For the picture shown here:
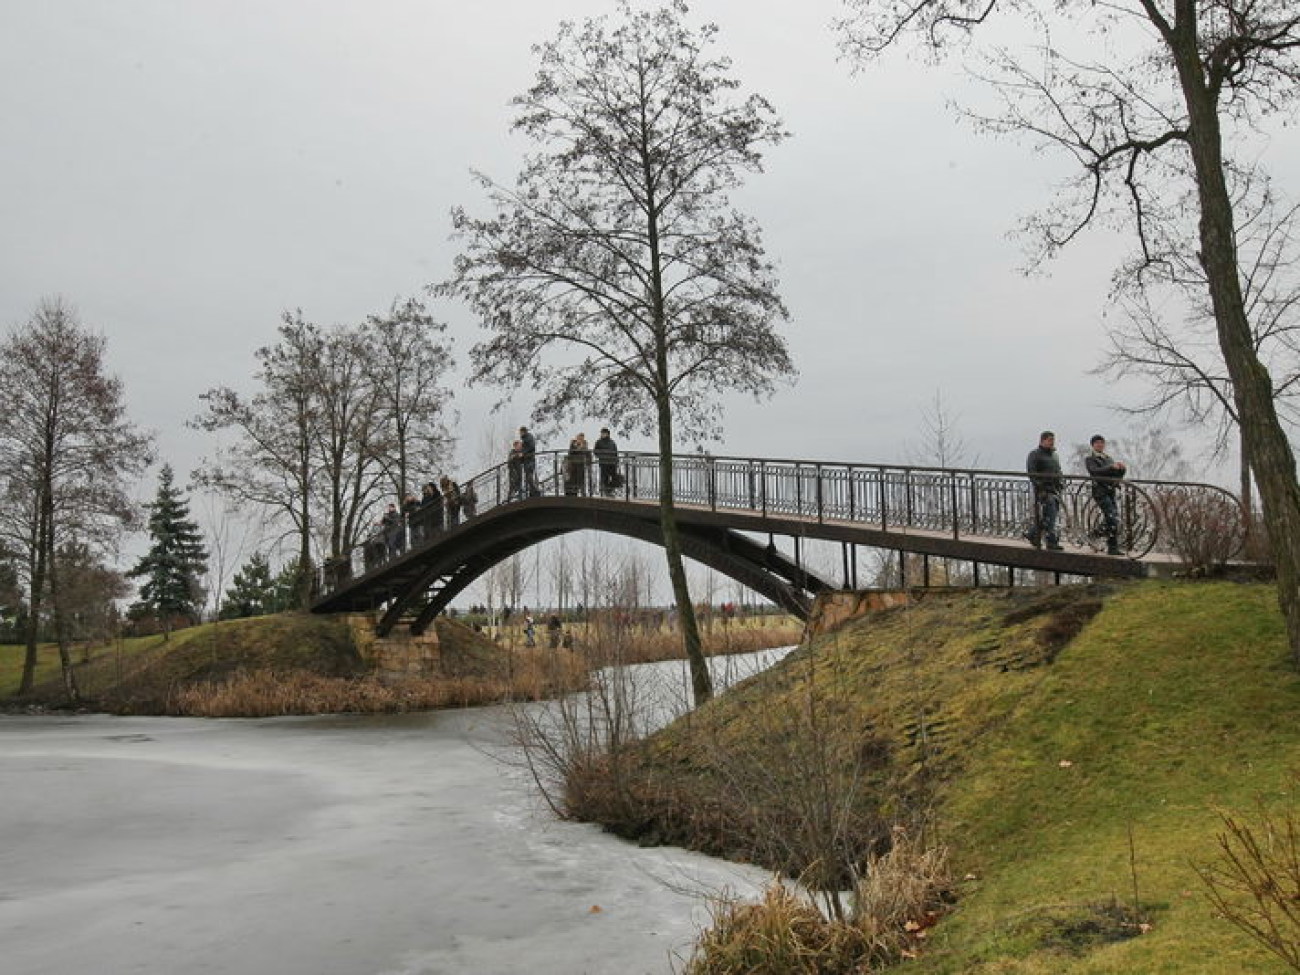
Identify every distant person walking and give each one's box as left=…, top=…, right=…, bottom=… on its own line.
left=594, top=427, right=619, bottom=496
left=1025, top=430, right=1064, bottom=551
left=519, top=426, right=539, bottom=496
left=1085, top=434, right=1127, bottom=555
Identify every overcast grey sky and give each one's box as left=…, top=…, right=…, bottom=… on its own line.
left=3, top=0, right=1297, bottom=498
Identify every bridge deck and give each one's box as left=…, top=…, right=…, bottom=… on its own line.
left=311, top=451, right=1254, bottom=626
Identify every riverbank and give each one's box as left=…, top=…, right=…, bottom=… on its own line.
left=0, top=611, right=802, bottom=717
left=571, top=579, right=1298, bottom=972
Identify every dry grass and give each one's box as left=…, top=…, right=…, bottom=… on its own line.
left=170, top=646, right=590, bottom=717
left=685, top=829, right=952, bottom=975
left=484, top=615, right=803, bottom=666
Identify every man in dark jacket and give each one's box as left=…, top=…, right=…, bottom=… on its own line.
left=506, top=440, right=524, bottom=500
left=1085, top=434, right=1127, bottom=555
left=593, top=427, right=619, bottom=496
left=420, top=480, right=444, bottom=535
left=519, top=425, right=540, bottom=496
left=1025, top=430, right=1065, bottom=551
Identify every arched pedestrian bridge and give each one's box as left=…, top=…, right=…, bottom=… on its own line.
left=311, top=450, right=1254, bottom=636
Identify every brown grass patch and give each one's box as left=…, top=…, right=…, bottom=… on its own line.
left=169, top=647, right=590, bottom=717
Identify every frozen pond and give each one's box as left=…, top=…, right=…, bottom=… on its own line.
left=0, top=649, right=790, bottom=975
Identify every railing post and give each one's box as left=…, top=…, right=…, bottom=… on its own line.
left=816, top=464, right=824, bottom=523
left=747, top=461, right=756, bottom=510
left=950, top=472, right=960, bottom=539
left=880, top=469, right=888, bottom=531
left=761, top=461, right=767, bottom=516
left=796, top=462, right=803, bottom=516
left=848, top=466, right=857, bottom=521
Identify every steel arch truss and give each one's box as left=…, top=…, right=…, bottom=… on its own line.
left=313, top=502, right=836, bottom=637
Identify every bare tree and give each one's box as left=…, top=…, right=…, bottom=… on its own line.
left=196, top=489, right=260, bottom=622
left=439, top=0, right=794, bottom=705
left=906, top=390, right=977, bottom=470
left=193, top=313, right=321, bottom=608
left=1098, top=180, right=1300, bottom=519
left=0, top=297, right=152, bottom=701
left=309, top=322, right=387, bottom=560
left=57, top=541, right=130, bottom=652
left=837, top=0, right=1300, bottom=661
left=363, top=296, right=456, bottom=501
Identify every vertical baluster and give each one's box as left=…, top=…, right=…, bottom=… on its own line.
left=950, top=472, right=960, bottom=539
left=816, top=464, right=824, bottom=523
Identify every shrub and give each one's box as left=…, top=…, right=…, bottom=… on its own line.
left=1197, top=802, right=1300, bottom=971
left=1150, top=486, right=1247, bottom=573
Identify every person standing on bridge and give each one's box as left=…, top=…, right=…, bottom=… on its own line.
left=441, top=475, right=462, bottom=527
left=594, top=427, right=619, bottom=496
left=519, top=426, right=540, bottom=496
left=1085, top=434, right=1127, bottom=556
left=461, top=479, right=478, bottom=519
left=381, top=503, right=404, bottom=559
left=507, top=440, right=525, bottom=501
left=1025, top=430, right=1065, bottom=551
left=421, top=480, right=444, bottom=536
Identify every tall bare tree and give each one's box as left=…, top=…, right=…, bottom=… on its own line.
left=194, top=303, right=455, bottom=599
left=363, top=296, right=456, bottom=500
left=1098, top=180, right=1300, bottom=518
left=0, top=298, right=152, bottom=701
left=838, top=0, right=1300, bottom=662
left=309, top=322, right=386, bottom=561
left=193, top=312, right=321, bottom=608
left=439, top=0, right=794, bottom=705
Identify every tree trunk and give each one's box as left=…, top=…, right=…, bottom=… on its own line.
left=18, top=505, right=47, bottom=696
left=1173, top=24, right=1300, bottom=662
left=43, top=495, right=79, bottom=705
left=298, top=455, right=314, bottom=610
left=656, top=396, right=712, bottom=706
left=1239, top=427, right=1254, bottom=542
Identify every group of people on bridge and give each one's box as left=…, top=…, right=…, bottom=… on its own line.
left=506, top=425, right=622, bottom=500
left=357, top=425, right=624, bottom=575
left=1025, top=430, right=1128, bottom=555
left=363, top=475, right=480, bottom=570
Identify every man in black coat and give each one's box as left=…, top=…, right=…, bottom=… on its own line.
left=594, top=427, right=619, bottom=496
left=519, top=425, right=540, bottom=496
left=1085, top=434, right=1127, bottom=555
left=1025, top=430, right=1065, bottom=551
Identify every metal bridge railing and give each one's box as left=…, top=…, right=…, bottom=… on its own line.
left=316, top=450, right=1247, bottom=598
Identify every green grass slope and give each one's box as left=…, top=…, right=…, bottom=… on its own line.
left=646, top=580, right=1297, bottom=972
left=926, top=580, right=1296, bottom=973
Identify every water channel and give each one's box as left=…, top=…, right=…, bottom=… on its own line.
left=0, top=649, right=791, bottom=975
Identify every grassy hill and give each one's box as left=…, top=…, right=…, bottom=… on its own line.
left=618, top=580, right=1296, bottom=972
left=0, top=612, right=557, bottom=715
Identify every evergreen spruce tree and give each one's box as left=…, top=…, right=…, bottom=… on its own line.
left=220, top=552, right=276, bottom=620
left=271, top=556, right=307, bottom=613
left=127, top=465, right=208, bottom=637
